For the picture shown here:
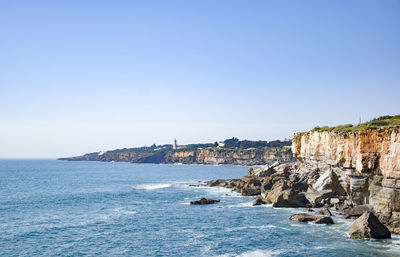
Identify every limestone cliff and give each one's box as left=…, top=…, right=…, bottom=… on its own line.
left=293, top=128, right=400, bottom=177
left=292, top=126, right=400, bottom=227
left=166, top=148, right=294, bottom=165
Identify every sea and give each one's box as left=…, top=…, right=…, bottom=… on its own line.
left=1, top=159, right=400, bottom=257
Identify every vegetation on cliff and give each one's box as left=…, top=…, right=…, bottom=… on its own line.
left=311, top=115, right=400, bottom=133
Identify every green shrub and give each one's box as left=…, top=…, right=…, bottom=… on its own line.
left=310, top=115, right=400, bottom=132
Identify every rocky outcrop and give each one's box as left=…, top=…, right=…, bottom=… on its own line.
left=190, top=198, right=220, bottom=205
left=348, top=212, right=391, bottom=239
left=292, top=127, right=400, bottom=233
left=209, top=162, right=314, bottom=208
left=289, top=213, right=317, bottom=222
left=314, top=216, right=334, bottom=224
left=253, top=195, right=267, bottom=206
left=289, top=213, right=334, bottom=224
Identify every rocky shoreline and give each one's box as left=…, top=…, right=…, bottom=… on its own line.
left=206, top=161, right=394, bottom=239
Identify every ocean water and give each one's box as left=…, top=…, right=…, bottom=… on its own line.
left=1, top=160, right=400, bottom=257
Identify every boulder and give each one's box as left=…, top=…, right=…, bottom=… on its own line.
left=248, top=165, right=276, bottom=177
left=240, top=179, right=262, bottom=196
left=274, top=163, right=290, bottom=173
left=291, top=181, right=308, bottom=193
left=316, top=207, right=332, bottom=217
left=253, top=195, right=267, bottom=206
left=230, top=179, right=245, bottom=191
left=348, top=212, right=391, bottom=239
left=264, top=180, right=310, bottom=208
left=207, top=179, right=226, bottom=187
left=388, top=212, right=400, bottom=234
left=241, top=175, right=258, bottom=183
left=261, top=177, right=274, bottom=193
left=304, top=189, right=333, bottom=207
left=388, top=220, right=400, bottom=234
left=314, top=216, right=334, bottom=224
left=346, top=205, right=373, bottom=218
left=241, top=187, right=261, bottom=196
left=290, top=213, right=334, bottom=224
left=330, top=198, right=340, bottom=205
left=190, top=198, right=220, bottom=205
left=289, top=213, right=317, bottom=222
left=272, top=191, right=310, bottom=208
left=312, top=169, right=339, bottom=192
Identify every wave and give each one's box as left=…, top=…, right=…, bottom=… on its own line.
left=132, top=183, right=172, bottom=190
left=201, top=186, right=242, bottom=197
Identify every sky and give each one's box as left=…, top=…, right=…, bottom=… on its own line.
left=1, top=0, right=399, bottom=158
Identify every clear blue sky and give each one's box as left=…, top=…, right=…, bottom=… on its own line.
left=1, top=0, right=399, bottom=158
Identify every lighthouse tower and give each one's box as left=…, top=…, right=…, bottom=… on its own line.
left=173, top=139, right=178, bottom=149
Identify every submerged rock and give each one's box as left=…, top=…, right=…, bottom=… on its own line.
left=289, top=213, right=317, bottom=222
left=190, top=198, right=220, bottom=205
left=290, top=213, right=334, bottom=224
left=348, top=212, right=391, bottom=239
left=314, top=216, right=334, bottom=224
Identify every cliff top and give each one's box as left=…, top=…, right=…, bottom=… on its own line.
left=310, top=115, right=400, bottom=133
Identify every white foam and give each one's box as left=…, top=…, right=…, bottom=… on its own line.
left=226, top=224, right=277, bottom=232
left=237, top=250, right=283, bottom=257
left=218, top=249, right=283, bottom=257
left=113, top=207, right=137, bottom=215
left=133, top=183, right=172, bottom=190
left=202, top=186, right=240, bottom=196
left=224, top=202, right=253, bottom=208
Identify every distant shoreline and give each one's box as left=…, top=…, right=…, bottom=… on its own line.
left=59, top=138, right=294, bottom=166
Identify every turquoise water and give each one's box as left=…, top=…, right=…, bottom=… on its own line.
left=1, top=160, right=399, bottom=256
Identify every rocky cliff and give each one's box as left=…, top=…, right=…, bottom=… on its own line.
left=208, top=116, right=400, bottom=235
left=292, top=126, right=400, bottom=230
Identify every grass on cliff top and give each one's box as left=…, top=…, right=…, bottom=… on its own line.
left=311, top=115, right=400, bottom=133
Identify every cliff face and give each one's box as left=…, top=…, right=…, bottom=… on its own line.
left=292, top=127, right=400, bottom=225
left=170, top=148, right=294, bottom=166
left=292, top=128, right=400, bottom=178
